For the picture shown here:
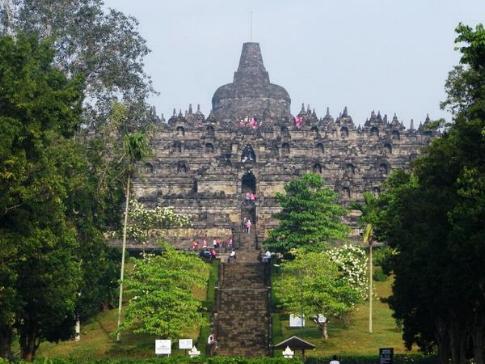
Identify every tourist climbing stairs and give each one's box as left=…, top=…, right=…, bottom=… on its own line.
left=214, top=230, right=270, bottom=356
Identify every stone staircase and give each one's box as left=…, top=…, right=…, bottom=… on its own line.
left=215, top=229, right=270, bottom=356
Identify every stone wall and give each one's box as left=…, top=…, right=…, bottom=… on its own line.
left=132, top=42, right=438, bottom=247
left=133, top=107, right=438, bottom=245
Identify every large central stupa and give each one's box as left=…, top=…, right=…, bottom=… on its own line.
left=211, top=42, right=291, bottom=121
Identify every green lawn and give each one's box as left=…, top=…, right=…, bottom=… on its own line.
left=36, top=263, right=406, bottom=360
left=37, top=260, right=219, bottom=360
left=272, top=275, right=412, bottom=357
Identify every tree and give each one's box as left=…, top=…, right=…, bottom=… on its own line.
left=0, top=34, right=84, bottom=360
left=264, top=173, right=349, bottom=256
left=116, top=129, right=150, bottom=341
left=373, top=24, right=485, bottom=364
left=1, top=0, right=154, bottom=129
left=120, top=243, right=209, bottom=338
left=273, top=247, right=366, bottom=339
left=116, top=196, right=191, bottom=340
left=354, top=192, right=379, bottom=334
left=126, top=200, right=190, bottom=245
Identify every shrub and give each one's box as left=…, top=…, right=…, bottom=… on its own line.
left=373, top=266, right=388, bottom=282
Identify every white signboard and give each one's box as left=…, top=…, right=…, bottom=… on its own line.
left=289, top=314, right=305, bottom=327
left=155, top=340, right=171, bottom=355
left=179, top=339, right=193, bottom=350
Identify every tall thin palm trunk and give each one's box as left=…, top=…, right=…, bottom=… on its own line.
left=116, top=175, right=131, bottom=341
left=369, top=241, right=373, bottom=333
left=363, top=223, right=374, bottom=334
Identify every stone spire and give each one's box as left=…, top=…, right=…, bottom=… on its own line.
left=322, top=107, right=333, bottom=124
left=392, top=113, right=400, bottom=126
left=342, top=106, right=348, bottom=117
left=410, top=119, right=415, bottom=130
left=299, top=103, right=305, bottom=115
left=211, top=42, right=291, bottom=121
left=234, top=42, right=269, bottom=86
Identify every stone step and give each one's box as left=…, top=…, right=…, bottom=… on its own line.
left=214, top=234, right=269, bottom=356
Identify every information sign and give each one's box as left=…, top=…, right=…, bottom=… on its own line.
left=155, top=340, right=171, bottom=355
left=289, top=314, right=305, bottom=327
left=379, top=347, right=394, bottom=364
left=179, top=339, right=193, bottom=350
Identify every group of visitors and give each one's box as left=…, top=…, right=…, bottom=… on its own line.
left=191, top=237, right=233, bottom=252
left=244, top=192, right=256, bottom=201
left=198, top=247, right=217, bottom=261
left=239, top=117, right=260, bottom=129
left=191, top=237, right=234, bottom=262
left=242, top=217, right=252, bottom=233
left=191, top=237, right=238, bottom=264
left=293, top=115, right=304, bottom=128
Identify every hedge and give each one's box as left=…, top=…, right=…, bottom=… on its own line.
left=0, top=354, right=438, bottom=364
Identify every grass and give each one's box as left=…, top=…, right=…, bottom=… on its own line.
left=36, top=261, right=219, bottom=360
left=272, top=274, right=411, bottom=357
left=36, top=262, right=405, bottom=360
left=197, top=260, right=219, bottom=354
left=37, top=308, right=158, bottom=360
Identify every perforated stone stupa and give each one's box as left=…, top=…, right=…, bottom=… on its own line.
left=133, top=42, right=438, bottom=247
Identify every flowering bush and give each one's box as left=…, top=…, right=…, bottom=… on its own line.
left=327, top=244, right=368, bottom=300
left=126, top=200, right=190, bottom=243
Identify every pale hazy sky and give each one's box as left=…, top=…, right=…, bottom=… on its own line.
left=104, top=0, right=484, bottom=127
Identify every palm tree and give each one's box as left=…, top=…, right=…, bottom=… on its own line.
left=116, top=131, right=149, bottom=341
left=354, top=192, right=378, bottom=334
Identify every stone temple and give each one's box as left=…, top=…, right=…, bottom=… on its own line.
left=133, top=42, right=438, bottom=248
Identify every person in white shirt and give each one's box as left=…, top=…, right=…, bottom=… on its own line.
left=229, top=250, right=236, bottom=263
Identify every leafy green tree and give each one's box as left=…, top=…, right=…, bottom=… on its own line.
left=120, top=243, right=209, bottom=338
left=264, top=173, right=349, bottom=256
left=0, top=34, right=84, bottom=360
left=273, top=248, right=365, bottom=339
left=373, top=24, right=485, bottom=364
left=1, top=0, right=154, bottom=128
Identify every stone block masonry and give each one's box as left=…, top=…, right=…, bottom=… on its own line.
left=133, top=42, right=439, bottom=246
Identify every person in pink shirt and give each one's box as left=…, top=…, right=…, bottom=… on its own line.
left=191, top=240, right=198, bottom=251
left=246, top=219, right=252, bottom=233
